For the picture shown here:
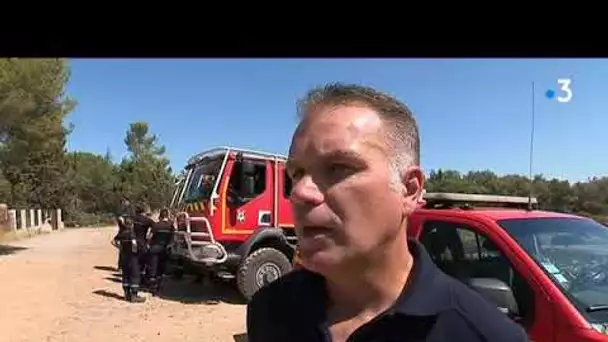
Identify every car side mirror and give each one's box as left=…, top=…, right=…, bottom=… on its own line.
left=467, top=278, right=519, bottom=317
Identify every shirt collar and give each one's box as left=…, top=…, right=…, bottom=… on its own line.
left=305, top=239, right=450, bottom=319
left=390, top=239, right=452, bottom=316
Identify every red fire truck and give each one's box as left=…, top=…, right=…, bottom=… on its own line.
left=169, top=146, right=296, bottom=300
left=293, top=192, right=608, bottom=341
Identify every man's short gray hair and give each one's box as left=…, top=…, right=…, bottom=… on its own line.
left=296, top=82, right=420, bottom=187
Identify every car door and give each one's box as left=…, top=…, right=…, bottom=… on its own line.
left=416, top=216, right=551, bottom=342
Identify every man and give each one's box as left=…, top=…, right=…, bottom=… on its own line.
left=114, top=198, right=134, bottom=272
left=113, top=215, right=146, bottom=303
left=145, top=208, right=175, bottom=296
left=116, top=198, right=134, bottom=225
left=246, top=83, right=528, bottom=341
left=131, top=204, right=156, bottom=288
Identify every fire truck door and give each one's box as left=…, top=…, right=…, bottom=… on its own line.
left=225, top=160, right=273, bottom=232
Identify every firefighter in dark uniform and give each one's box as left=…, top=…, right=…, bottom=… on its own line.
left=145, top=208, right=175, bottom=296
left=114, top=198, right=134, bottom=272
left=113, top=215, right=146, bottom=303
left=132, top=205, right=156, bottom=288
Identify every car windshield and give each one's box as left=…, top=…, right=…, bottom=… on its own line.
left=499, top=216, right=608, bottom=324
left=182, top=157, right=223, bottom=202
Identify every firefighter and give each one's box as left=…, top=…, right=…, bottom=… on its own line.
left=113, top=216, right=146, bottom=303
left=145, top=208, right=175, bottom=296
left=114, top=198, right=134, bottom=272
left=132, top=204, right=156, bottom=288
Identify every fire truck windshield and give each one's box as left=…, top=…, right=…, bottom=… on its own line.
left=499, top=217, right=608, bottom=325
left=182, top=158, right=223, bottom=202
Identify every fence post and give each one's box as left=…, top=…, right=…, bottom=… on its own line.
left=0, top=204, right=7, bottom=231
left=20, top=210, right=27, bottom=230
left=29, top=209, right=35, bottom=229
left=36, top=209, right=42, bottom=228
left=51, top=209, right=64, bottom=231
left=8, top=209, right=16, bottom=231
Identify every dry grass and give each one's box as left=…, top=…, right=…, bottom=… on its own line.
left=0, top=228, right=50, bottom=243
left=0, top=229, right=19, bottom=243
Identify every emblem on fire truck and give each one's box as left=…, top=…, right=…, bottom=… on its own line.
left=236, top=209, right=246, bottom=223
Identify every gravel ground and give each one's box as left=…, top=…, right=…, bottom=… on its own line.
left=0, top=227, right=248, bottom=342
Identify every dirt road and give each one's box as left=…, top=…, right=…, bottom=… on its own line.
left=0, top=227, right=248, bottom=342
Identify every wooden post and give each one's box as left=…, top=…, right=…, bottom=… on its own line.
left=0, top=204, right=8, bottom=231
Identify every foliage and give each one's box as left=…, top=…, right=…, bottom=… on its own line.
left=0, top=58, right=75, bottom=209
left=426, top=170, right=608, bottom=223
left=0, top=59, right=176, bottom=227
left=116, top=122, right=175, bottom=211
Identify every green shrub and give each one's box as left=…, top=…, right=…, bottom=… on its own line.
left=64, top=211, right=116, bottom=228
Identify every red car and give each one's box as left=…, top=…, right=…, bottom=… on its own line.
left=293, top=192, right=608, bottom=342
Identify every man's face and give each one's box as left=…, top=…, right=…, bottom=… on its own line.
left=287, top=104, right=424, bottom=275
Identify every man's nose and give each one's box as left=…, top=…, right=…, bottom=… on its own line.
left=290, top=175, right=324, bottom=206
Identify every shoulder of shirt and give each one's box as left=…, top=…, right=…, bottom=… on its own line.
left=248, top=268, right=320, bottom=313
left=443, top=277, right=528, bottom=341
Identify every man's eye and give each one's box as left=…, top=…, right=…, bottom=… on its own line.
left=327, top=163, right=351, bottom=175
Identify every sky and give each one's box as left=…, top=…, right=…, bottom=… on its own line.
left=65, top=58, right=607, bottom=183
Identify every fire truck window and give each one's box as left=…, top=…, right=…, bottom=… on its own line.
left=228, top=162, right=267, bottom=207
left=172, top=173, right=188, bottom=206
left=420, top=220, right=535, bottom=329
left=283, top=169, right=293, bottom=198
left=253, top=164, right=266, bottom=194
left=183, top=166, right=205, bottom=202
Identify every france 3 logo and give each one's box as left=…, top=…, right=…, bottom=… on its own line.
left=545, top=78, right=573, bottom=103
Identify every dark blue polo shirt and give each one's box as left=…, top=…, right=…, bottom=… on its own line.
left=246, top=239, right=529, bottom=342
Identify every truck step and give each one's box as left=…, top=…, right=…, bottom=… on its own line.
left=190, top=232, right=211, bottom=238
left=216, top=271, right=235, bottom=280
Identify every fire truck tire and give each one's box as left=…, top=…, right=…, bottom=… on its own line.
left=237, top=247, right=292, bottom=301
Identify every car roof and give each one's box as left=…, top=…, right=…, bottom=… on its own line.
left=415, top=207, right=584, bottom=222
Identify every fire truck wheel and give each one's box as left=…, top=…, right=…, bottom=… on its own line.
left=237, top=247, right=292, bottom=301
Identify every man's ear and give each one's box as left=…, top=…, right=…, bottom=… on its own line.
left=401, top=166, right=425, bottom=213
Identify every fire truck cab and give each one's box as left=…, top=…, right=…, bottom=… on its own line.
left=169, top=146, right=296, bottom=300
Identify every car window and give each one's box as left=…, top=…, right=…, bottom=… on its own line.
left=420, top=220, right=536, bottom=329
left=499, top=217, right=608, bottom=326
